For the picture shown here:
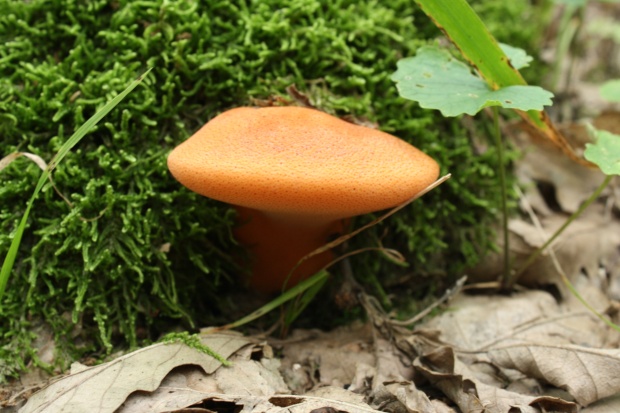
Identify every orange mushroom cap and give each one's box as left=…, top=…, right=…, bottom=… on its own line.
left=167, top=106, right=439, bottom=222
left=167, top=106, right=440, bottom=293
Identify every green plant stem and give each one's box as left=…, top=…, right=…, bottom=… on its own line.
left=492, top=107, right=510, bottom=289
left=551, top=3, right=581, bottom=91
left=561, top=269, right=620, bottom=333
left=515, top=174, right=613, bottom=278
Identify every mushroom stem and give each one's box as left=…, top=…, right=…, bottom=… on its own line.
left=234, top=206, right=347, bottom=293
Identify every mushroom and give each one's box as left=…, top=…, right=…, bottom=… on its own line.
left=167, top=106, right=439, bottom=294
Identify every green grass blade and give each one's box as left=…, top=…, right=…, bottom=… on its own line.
left=284, top=272, right=328, bottom=326
left=415, top=0, right=526, bottom=90
left=201, top=270, right=330, bottom=333
left=0, top=68, right=152, bottom=302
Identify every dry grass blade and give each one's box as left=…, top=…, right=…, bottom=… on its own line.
left=0, top=151, right=73, bottom=208
left=0, top=152, right=47, bottom=172
left=289, top=174, right=452, bottom=276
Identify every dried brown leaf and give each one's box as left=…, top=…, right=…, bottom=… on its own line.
left=413, top=347, right=495, bottom=413
left=421, top=288, right=620, bottom=408
left=509, top=206, right=620, bottom=290
left=424, top=291, right=607, bottom=351
left=121, top=385, right=376, bottom=413
left=415, top=346, right=579, bottom=413
left=279, top=324, right=438, bottom=413
left=116, top=365, right=220, bottom=413
left=370, top=381, right=436, bottom=413
left=489, top=344, right=620, bottom=406
left=581, top=393, right=620, bottom=412
left=20, top=334, right=251, bottom=413
left=279, top=324, right=375, bottom=391
left=429, top=399, right=458, bottom=413
left=118, top=348, right=289, bottom=413
left=214, top=356, right=289, bottom=396
left=470, top=203, right=620, bottom=294
left=515, top=131, right=605, bottom=214
left=373, top=336, right=416, bottom=387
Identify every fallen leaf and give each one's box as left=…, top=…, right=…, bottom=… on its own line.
left=214, top=350, right=289, bottom=396
left=20, top=333, right=251, bottom=413
left=581, top=393, right=620, bottom=412
left=489, top=344, right=620, bottom=406
left=424, top=291, right=609, bottom=351
left=429, top=399, right=458, bottom=413
left=515, top=133, right=606, bottom=214
left=470, top=203, right=620, bottom=294
left=117, top=365, right=220, bottom=413
left=121, top=385, right=376, bottom=413
left=421, top=288, right=620, bottom=408
left=305, top=385, right=367, bottom=405
left=117, top=338, right=292, bottom=412
left=415, top=346, right=579, bottom=413
left=279, top=323, right=375, bottom=391
left=373, top=336, right=416, bottom=387
left=370, top=381, right=437, bottom=413
left=509, top=205, right=620, bottom=291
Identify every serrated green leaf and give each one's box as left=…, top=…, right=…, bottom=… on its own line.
left=600, top=79, right=620, bottom=102
left=584, top=127, right=620, bottom=175
left=414, top=0, right=560, bottom=135
left=499, top=43, right=533, bottom=70
left=391, top=46, right=554, bottom=117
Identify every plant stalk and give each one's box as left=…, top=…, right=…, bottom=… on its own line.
left=492, top=107, right=511, bottom=289
left=515, top=174, right=613, bottom=278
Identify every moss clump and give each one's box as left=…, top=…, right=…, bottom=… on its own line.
left=0, top=0, right=543, bottom=380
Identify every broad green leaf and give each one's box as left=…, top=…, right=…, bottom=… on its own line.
left=600, top=79, right=620, bottom=102
left=499, top=43, right=533, bottom=70
left=414, top=0, right=591, bottom=168
left=392, top=46, right=553, bottom=117
left=584, top=127, right=620, bottom=175
left=414, top=0, right=526, bottom=90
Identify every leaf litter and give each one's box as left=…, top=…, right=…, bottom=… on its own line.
left=7, top=148, right=620, bottom=412
left=21, top=264, right=617, bottom=413
left=6, top=2, right=620, bottom=412
left=7, top=125, right=620, bottom=413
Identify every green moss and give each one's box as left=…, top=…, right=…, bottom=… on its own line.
left=160, top=332, right=230, bottom=366
left=0, top=0, right=542, bottom=380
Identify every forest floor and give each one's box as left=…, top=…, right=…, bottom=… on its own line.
left=3, top=1, right=620, bottom=412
